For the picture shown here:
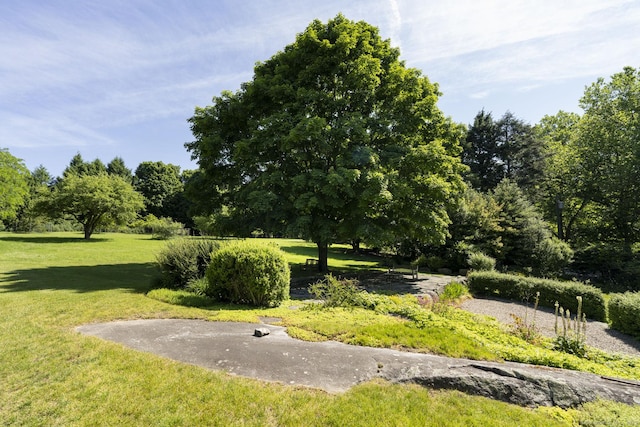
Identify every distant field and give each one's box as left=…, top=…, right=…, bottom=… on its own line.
left=0, top=232, right=624, bottom=426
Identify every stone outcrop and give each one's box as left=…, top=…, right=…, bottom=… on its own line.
left=381, top=361, right=640, bottom=408
left=78, top=319, right=640, bottom=408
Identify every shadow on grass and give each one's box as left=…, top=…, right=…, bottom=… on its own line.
left=0, top=235, right=111, bottom=244
left=0, top=263, right=157, bottom=294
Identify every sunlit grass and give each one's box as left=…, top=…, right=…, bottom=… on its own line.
left=0, top=232, right=634, bottom=425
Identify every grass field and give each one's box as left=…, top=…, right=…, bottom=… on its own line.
left=0, top=232, right=636, bottom=426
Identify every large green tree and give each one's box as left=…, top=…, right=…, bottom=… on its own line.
left=11, top=165, right=53, bottom=232
left=491, top=180, right=572, bottom=276
left=574, top=66, right=640, bottom=250
left=62, top=153, right=107, bottom=177
left=39, top=173, right=144, bottom=239
left=107, top=157, right=133, bottom=182
left=0, top=149, right=30, bottom=225
left=186, top=15, right=466, bottom=271
left=462, top=110, right=502, bottom=191
left=133, top=161, right=184, bottom=220
left=535, top=111, right=585, bottom=241
left=463, top=111, right=545, bottom=194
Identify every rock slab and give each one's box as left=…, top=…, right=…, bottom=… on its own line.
left=77, top=319, right=640, bottom=408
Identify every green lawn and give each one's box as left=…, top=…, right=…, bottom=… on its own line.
left=0, top=232, right=634, bottom=426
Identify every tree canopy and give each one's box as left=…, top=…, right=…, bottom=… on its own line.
left=186, top=14, right=466, bottom=271
left=575, top=66, right=640, bottom=249
left=133, top=161, right=184, bottom=220
left=463, top=111, right=545, bottom=194
left=39, top=173, right=144, bottom=239
left=0, top=149, right=30, bottom=224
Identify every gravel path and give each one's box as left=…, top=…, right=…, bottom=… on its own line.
left=460, top=296, right=640, bottom=357
left=294, top=272, right=640, bottom=357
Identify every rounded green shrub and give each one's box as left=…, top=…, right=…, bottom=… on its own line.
left=467, top=252, right=496, bottom=271
left=205, top=240, right=290, bottom=307
left=155, top=238, right=220, bottom=289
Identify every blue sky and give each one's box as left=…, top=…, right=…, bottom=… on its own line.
left=2, top=0, right=639, bottom=177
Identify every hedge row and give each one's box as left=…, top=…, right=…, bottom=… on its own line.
left=468, top=271, right=607, bottom=322
left=608, top=292, right=640, bottom=339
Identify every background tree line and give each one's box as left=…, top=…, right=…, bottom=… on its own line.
left=0, top=152, right=194, bottom=240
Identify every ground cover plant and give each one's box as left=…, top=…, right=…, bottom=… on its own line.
left=1, top=232, right=638, bottom=426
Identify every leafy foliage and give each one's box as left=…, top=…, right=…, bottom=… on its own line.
left=106, top=156, right=133, bottom=182
left=155, top=238, right=220, bottom=289
left=575, top=66, right=640, bottom=249
left=205, top=240, right=290, bottom=307
left=0, top=149, right=30, bottom=224
left=37, top=173, right=144, bottom=239
left=149, top=217, right=186, bottom=239
left=491, top=179, right=573, bottom=275
left=308, top=275, right=378, bottom=309
left=463, top=111, right=545, bottom=193
left=186, top=14, right=466, bottom=271
left=62, top=153, right=107, bottom=177
left=608, top=292, right=640, bottom=339
left=134, top=161, right=184, bottom=218
left=467, top=252, right=496, bottom=271
left=438, top=281, right=470, bottom=302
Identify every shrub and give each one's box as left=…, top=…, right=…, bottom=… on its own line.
left=155, top=238, right=220, bottom=289
left=573, top=243, right=640, bottom=292
left=531, top=237, right=573, bottom=277
left=205, top=240, right=290, bottom=307
left=151, top=217, right=186, bottom=239
left=467, top=252, right=496, bottom=271
left=468, top=271, right=607, bottom=321
left=439, top=281, right=470, bottom=302
left=425, top=255, right=445, bottom=271
left=608, top=292, right=640, bottom=338
left=308, top=275, right=375, bottom=309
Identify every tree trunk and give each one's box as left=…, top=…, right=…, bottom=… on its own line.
left=317, top=241, right=329, bottom=273
left=83, top=223, right=94, bottom=240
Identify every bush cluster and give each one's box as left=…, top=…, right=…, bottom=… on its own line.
left=439, top=281, right=470, bottom=302
left=155, top=238, right=220, bottom=289
left=467, top=252, right=496, bottom=271
left=608, top=292, right=640, bottom=339
left=468, top=271, right=607, bottom=321
left=205, top=240, right=290, bottom=307
left=308, top=275, right=376, bottom=309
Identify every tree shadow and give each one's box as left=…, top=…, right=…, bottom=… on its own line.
left=0, top=235, right=111, bottom=244
left=0, top=263, right=157, bottom=294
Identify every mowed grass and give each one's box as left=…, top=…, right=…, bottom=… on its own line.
left=0, top=232, right=622, bottom=426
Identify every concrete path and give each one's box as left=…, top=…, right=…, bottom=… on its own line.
left=77, top=319, right=640, bottom=407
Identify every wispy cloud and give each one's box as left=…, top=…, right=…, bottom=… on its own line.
left=0, top=111, right=115, bottom=149
left=397, top=0, right=640, bottom=90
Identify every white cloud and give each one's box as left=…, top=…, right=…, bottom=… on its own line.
left=0, top=111, right=115, bottom=149
left=469, top=91, right=490, bottom=99
left=392, top=0, right=640, bottom=94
